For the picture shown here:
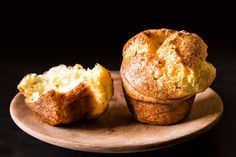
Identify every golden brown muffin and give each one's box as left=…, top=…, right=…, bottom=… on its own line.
left=121, top=28, right=216, bottom=125
left=18, top=64, right=113, bottom=126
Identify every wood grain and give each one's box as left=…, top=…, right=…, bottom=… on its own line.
left=10, top=71, right=223, bottom=153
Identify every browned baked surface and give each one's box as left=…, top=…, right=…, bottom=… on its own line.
left=121, top=73, right=194, bottom=125
left=23, top=83, right=89, bottom=125
left=120, top=28, right=216, bottom=125
left=121, top=29, right=216, bottom=100
left=125, top=93, right=195, bottom=125
left=18, top=64, right=113, bottom=126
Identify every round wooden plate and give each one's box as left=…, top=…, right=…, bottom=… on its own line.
left=10, top=71, right=223, bottom=153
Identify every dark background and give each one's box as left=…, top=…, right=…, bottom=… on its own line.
left=1, top=1, right=236, bottom=157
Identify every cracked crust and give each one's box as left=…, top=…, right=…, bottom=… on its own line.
left=121, top=28, right=216, bottom=125
left=121, top=29, right=216, bottom=100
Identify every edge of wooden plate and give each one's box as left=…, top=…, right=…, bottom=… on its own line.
left=10, top=71, right=223, bottom=153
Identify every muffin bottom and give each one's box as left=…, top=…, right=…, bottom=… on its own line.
left=124, top=92, right=195, bottom=125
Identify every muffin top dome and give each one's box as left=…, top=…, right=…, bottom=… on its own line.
left=121, top=29, right=216, bottom=100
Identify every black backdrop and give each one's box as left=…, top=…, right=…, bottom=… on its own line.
left=1, top=2, right=236, bottom=157
left=1, top=2, right=235, bottom=69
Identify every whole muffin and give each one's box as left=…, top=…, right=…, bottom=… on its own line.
left=120, top=28, right=216, bottom=125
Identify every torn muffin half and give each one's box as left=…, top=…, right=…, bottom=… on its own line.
left=18, top=64, right=113, bottom=125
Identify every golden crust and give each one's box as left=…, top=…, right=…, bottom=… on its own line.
left=121, top=71, right=194, bottom=125
left=23, top=83, right=89, bottom=125
left=124, top=92, right=195, bottom=125
left=121, top=28, right=216, bottom=125
left=123, top=29, right=175, bottom=59
left=18, top=64, right=113, bottom=126
left=121, top=29, right=216, bottom=100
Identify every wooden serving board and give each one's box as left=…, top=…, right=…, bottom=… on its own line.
left=10, top=71, right=223, bottom=153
